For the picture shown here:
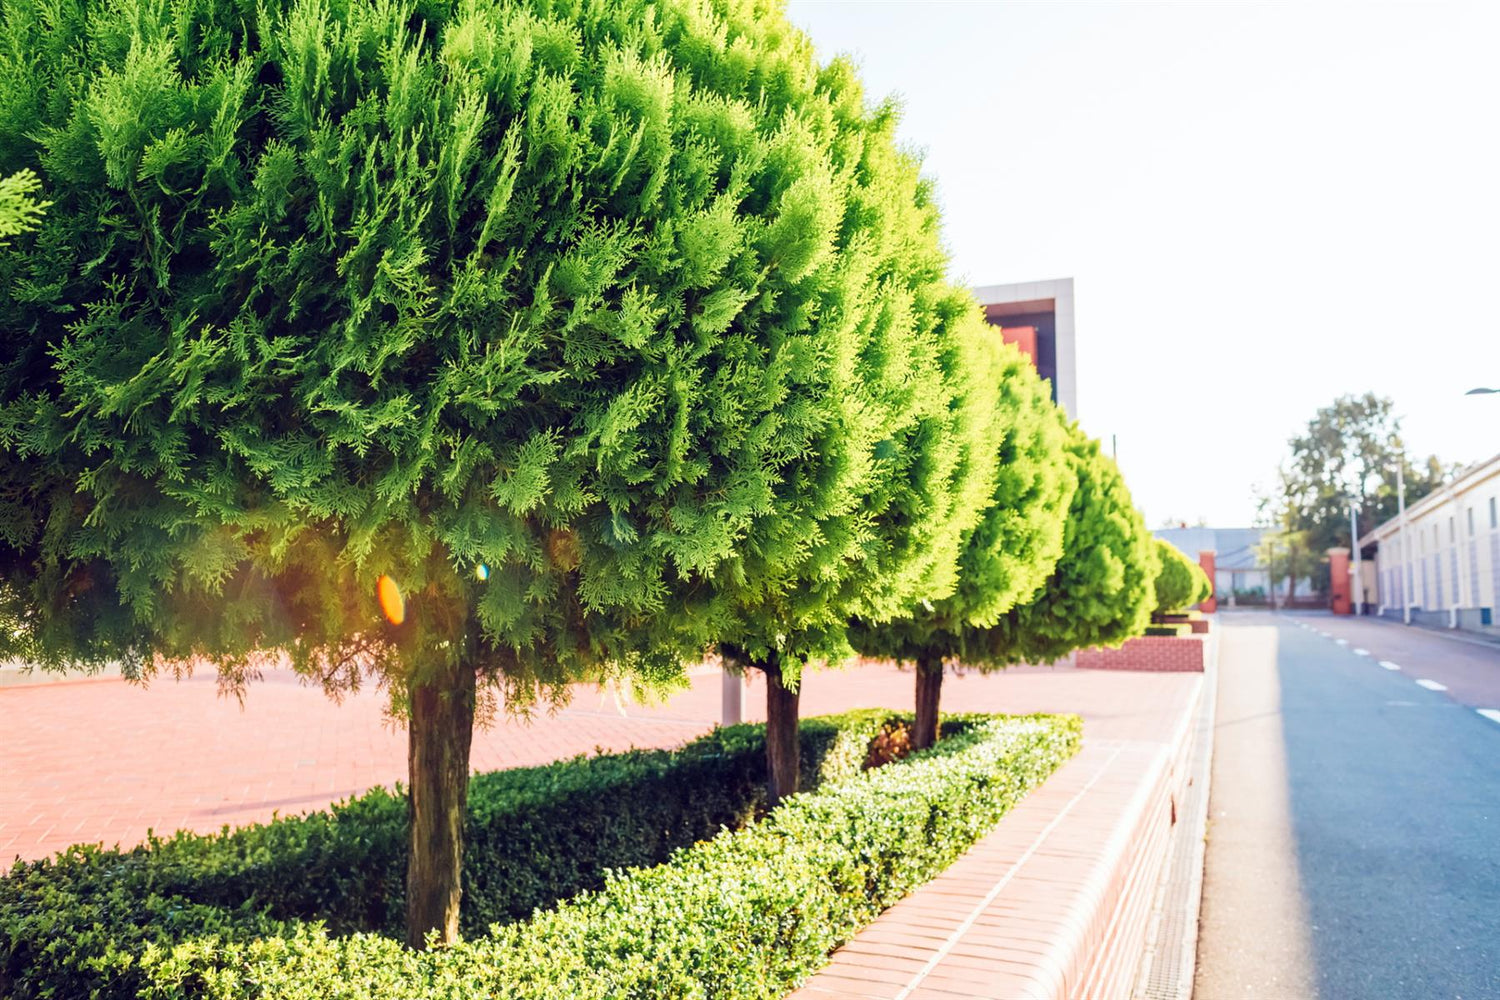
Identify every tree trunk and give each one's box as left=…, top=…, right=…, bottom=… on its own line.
left=764, top=657, right=800, bottom=807
left=913, top=656, right=943, bottom=751
left=405, top=656, right=476, bottom=948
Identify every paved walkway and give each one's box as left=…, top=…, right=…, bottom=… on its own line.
left=3, top=659, right=1196, bottom=868
left=789, top=662, right=1203, bottom=1000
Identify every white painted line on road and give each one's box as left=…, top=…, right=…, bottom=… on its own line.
left=1415, top=679, right=1448, bottom=692
left=1478, top=709, right=1500, bottom=727
left=1352, top=648, right=1370, bottom=656
left=1378, top=660, right=1402, bottom=671
left=1334, top=638, right=1348, bottom=646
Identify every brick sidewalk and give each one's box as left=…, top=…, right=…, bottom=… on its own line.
left=2, top=660, right=1197, bottom=873
left=790, top=663, right=1203, bottom=999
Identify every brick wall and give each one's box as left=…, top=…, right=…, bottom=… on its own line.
left=1075, top=635, right=1206, bottom=672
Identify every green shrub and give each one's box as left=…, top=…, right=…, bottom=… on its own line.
left=848, top=342, right=1076, bottom=748
left=0, top=710, right=903, bottom=1000
left=968, top=427, right=1160, bottom=664
left=1143, top=624, right=1191, bottom=637
left=136, top=713, right=1081, bottom=1000
left=1152, top=539, right=1213, bottom=612
left=0, top=0, right=1004, bottom=944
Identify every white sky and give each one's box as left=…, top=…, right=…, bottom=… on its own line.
left=784, top=0, right=1500, bottom=527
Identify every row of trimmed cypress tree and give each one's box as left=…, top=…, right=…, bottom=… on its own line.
left=0, top=0, right=1181, bottom=947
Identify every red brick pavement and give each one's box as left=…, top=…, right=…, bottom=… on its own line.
left=789, top=660, right=1204, bottom=1000
left=2, top=659, right=1197, bottom=872
left=1075, top=634, right=1207, bottom=672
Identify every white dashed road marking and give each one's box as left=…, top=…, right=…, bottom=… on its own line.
left=1415, top=679, right=1448, bottom=692
left=1353, top=648, right=1370, bottom=656
left=1378, top=661, right=1402, bottom=671
left=1478, top=709, right=1500, bottom=727
left=1334, top=638, right=1348, bottom=646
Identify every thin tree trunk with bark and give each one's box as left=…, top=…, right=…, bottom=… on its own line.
left=405, top=656, right=476, bottom=948
left=913, top=655, right=943, bottom=751
left=764, top=656, right=800, bottom=807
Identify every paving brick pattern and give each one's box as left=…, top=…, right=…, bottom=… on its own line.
left=3, top=660, right=1195, bottom=868
left=1075, top=635, right=1207, bottom=672
left=790, top=667, right=1202, bottom=1000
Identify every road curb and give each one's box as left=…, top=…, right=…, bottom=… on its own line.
left=1072, top=635, right=1211, bottom=998
left=1131, top=622, right=1218, bottom=998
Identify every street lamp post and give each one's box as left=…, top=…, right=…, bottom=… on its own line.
left=1267, top=534, right=1277, bottom=611
left=1395, top=461, right=1410, bottom=625
left=1349, top=499, right=1362, bottom=615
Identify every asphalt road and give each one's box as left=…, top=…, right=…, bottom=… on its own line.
left=1196, top=610, right=1500, bottom=1000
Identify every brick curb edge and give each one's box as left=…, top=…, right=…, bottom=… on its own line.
left=1068, top=633, right=1212, bottom=998
left=1128, top=622, right=1218, bottom=998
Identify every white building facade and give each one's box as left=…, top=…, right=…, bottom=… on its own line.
left=1362, top=453, right=1500, bottom=631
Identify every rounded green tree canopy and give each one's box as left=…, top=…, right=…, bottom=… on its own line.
left=965, top=425, right=1160, bottom=665
left=850, top=340, right=1074, bottom=665
left=0, top=0, right=993, bottom=702
left=1151, top=537, right=1211, bottom=613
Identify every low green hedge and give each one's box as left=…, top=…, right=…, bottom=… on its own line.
left=138, top=713, right=1081, bottom=1000
left=1, top=710, right=906, bottom=1000
left=1143, top=624, right=1191, bottom=636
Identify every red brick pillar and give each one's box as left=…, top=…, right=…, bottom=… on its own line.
left=1328, top=547, right=1351, bottom=614
left=1198, top=550, right=1217, bottom=613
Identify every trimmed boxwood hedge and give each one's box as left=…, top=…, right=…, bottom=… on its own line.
left=1143, top=624, right=1192, bottom=637
left=136, top=712, right=1080, bottom=1000
left=0, top=710, right=907, bottom=1000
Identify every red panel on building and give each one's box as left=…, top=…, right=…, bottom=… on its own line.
left=1198, top=551, right=1217, bottom=613
left=999, top=325, right=1038, bottom=366
left=1328, top=548, right=1351, bottom=614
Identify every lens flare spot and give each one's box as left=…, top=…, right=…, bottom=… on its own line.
left=377, top=575, right=405, bottom=625
left=474, top=564, right=490, bottom=582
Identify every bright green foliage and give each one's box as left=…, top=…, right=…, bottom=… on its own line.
left=1151, top=538, right=1210, bottom=612
left=720, top=306, right=996, bottom=681
left=0, top=0, right=989, bottom=700
left=0, top=709, right=901, bottom=1000
left=129, top=714, right=1079, bottom=1000
left=849, top=341, right=1074, bottom=666
left=0, top=169, right=47, bottom=243
left=969, top=426, right=1160, bottom=663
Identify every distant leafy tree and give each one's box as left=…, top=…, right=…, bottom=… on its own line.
left=1255, top=465, right=1324, bottom=602
left=0, top=0, right=992, bottom=943
left=1152, top=538, right=1210, bottom=612
left=848, top=344, right=1074, bottom=749
left=967, top=427, right=1160, bottom=664
left=1267, top=393, right=1450, bottom=593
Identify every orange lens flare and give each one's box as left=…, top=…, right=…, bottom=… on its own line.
left=376, top=575, right=405, bottom=625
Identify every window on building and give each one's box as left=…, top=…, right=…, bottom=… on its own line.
left=1449, top=517, right=1455, bottom=543
left=1492, top=496, right=1498, bottom=529
left=1468, top=507, right=1475, bottom=535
